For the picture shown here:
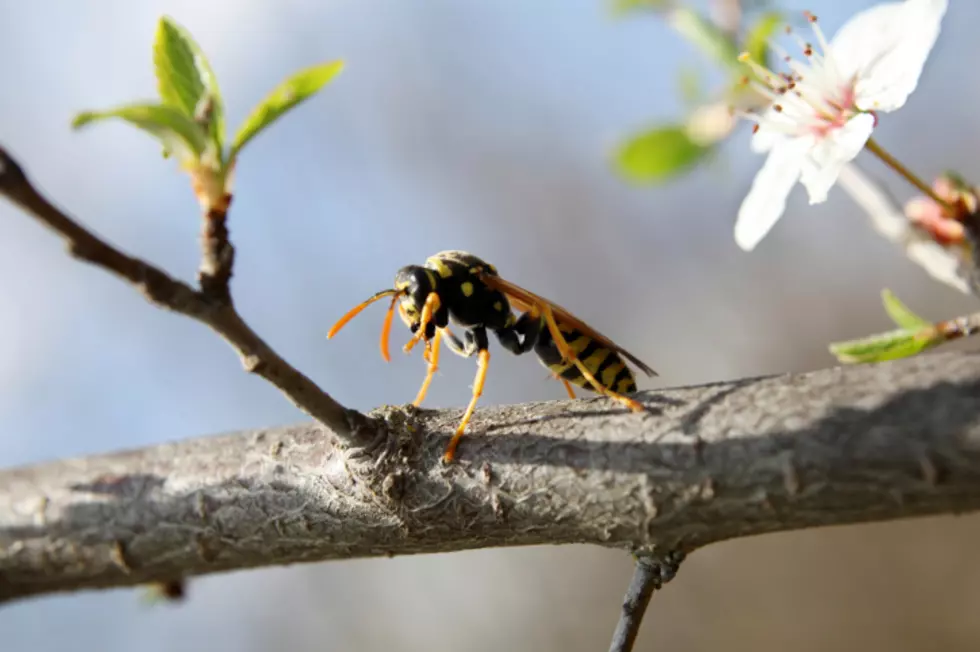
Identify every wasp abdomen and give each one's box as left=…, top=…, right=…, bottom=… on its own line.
left=534, top=323, right=637, bottom=394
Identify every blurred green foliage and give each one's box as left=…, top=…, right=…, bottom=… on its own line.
left=71, top=16, right=344, bottom=195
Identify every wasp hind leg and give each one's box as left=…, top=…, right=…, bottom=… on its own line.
left=556, top=377, right=576, bottom=399
left=539, top=304, right=644, bottom=412
left=443, top=326, right=490, bottom=463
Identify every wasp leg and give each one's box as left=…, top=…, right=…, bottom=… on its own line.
left=441, top=327, right=475, bottom=359
left=504, top=312, right=575, bottom=398
left=495, top=310, right=540, bottom=356
left=443, top=326, right=489, bottom=463
left=558, top=377, right=576, bottom=398
left=413, top=328, right=443, bottom=406
left=403, top=292, right=441, bottom=354
left=539, top=304, right=644, bottom=412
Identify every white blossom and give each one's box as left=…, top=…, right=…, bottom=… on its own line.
left=734, top=0, right=948, bottom=251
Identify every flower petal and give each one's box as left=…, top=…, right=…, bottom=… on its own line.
left=830, top=0, right=947, bottom=112
left=734, top=137, right=810, bottom=251
left=749, top=109, right=789, bottom=153
left=799, top=112, right=876, bottom=204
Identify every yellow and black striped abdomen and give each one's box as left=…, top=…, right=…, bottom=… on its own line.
left=534, top=323, right=637, bottom=394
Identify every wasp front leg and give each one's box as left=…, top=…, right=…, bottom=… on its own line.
left=443, top=325, right=490, bottom=463
left=403, top=292, right=442, bottom=354
left=413, top=328, right=443, bottom=406
left=409, top=302, right=451, bottom=407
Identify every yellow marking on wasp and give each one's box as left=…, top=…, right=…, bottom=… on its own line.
left=539, top=303, right=643, bottom=412
left=582, top=347, right=612, bottom=372
left=426, top=257, right=454, bottom=278
left=616, top=378, right=635, bottom=394
left=493, top=301, right=503, bottom=311
left=548, top=361, right=573, bottom=376
left=565, top=335, right=593, bottom=355
left=424, top=269, right=437, bottom=288
left=601, top=361, right=626, bottom=388
left=461, top=281, right=474, bottom=297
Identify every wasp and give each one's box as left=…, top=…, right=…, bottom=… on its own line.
left=327, top=250, right=656, bottom=462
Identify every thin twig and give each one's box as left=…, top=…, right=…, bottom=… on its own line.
left=864, top=138, right=953, bottom=212
left=608, top=552, right=685, bottom=652
left=3, top=350, right=980, bottom=602
left=198, top=192, right=235, bottom=303
left=0, top=145, right=358, bottom=437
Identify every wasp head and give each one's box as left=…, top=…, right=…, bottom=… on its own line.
left=393, top=265, right=436, bottom=332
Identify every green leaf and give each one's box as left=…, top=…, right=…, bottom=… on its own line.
left=881, top=289, right=931, bottom=330
left=153, top=16, right=225, bottom=152
left=828, top=327, right=943, bottom=364
left=608, top=0, right=670, bottom=15
left=615, top=125, right=710, bottom=184
left=742, top=11, right=783, bottom=68
left=666, top=7, right=740, bottom=72
left=72, top=103, right=208, bottom=162
left=229, top=60, right=344, bottom=163
left=677, top=64, right=704, bottom=107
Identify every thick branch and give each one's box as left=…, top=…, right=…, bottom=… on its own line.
left=0, top=145, right=357, bottom=436
left=3, top=351, right=980, bottom=602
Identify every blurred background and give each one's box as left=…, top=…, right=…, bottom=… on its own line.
left=2, top=0, right=980, bottom=650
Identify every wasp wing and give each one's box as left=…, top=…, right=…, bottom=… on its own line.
left=479, top=273, right=657, bottom=377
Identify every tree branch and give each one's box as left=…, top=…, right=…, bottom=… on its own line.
left=3, top=351, right=980, bottom=603
left=0, top=145, right=359, bottom=437
left=608, top=552, right=685, bottom=652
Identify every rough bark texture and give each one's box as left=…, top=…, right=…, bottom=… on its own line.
left=3, top=351, right=980, bottom=603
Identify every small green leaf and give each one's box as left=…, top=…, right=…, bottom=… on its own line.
left=742, top=11, right=783, bottom=69
left=677, top=64, right=704, bottom=107
left=72, top=103, right=208, bottom=162
left=229, top=60, right=344, bottom=163
left=154, top=16, right=225, bottom=152
left=881, top=289, right=931, bottom=330
left=666, top=7, right=740, bottom=72
left=615, top=125, right=710, bottom=184
left=608, top=0, right=670, bottom=15
left=829, top=327, right=943, bottom=364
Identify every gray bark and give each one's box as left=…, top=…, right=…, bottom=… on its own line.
left=3, top=350, right=980, bottom=603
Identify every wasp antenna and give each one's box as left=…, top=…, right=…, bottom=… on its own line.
left=379, top=292, right=402, bottom=362
left=327, top=289, right=399, bottom=339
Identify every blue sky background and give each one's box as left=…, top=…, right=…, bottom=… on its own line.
left=3, top=1, right=980, bottom=650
